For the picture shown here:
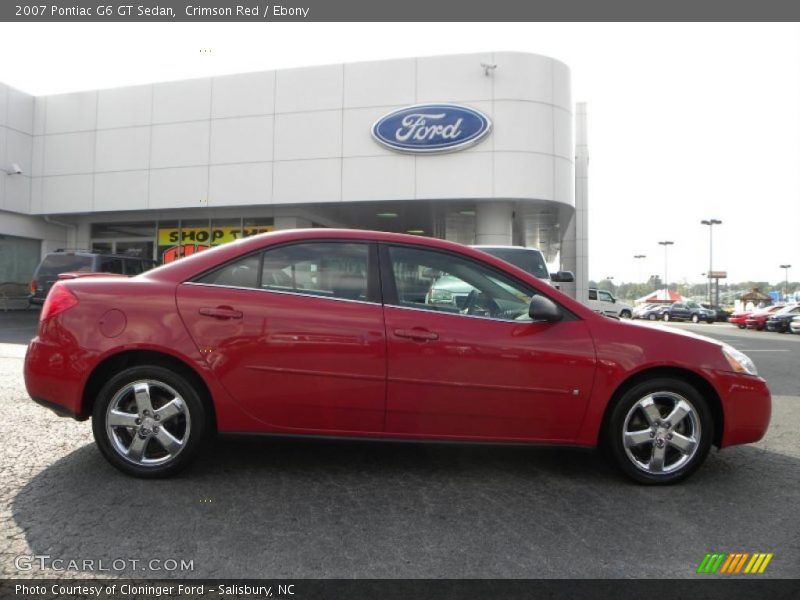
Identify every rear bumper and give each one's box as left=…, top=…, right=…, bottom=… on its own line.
left=24, top=337, right=91, bottom=420
left=714, top=371, right=771, bottom=447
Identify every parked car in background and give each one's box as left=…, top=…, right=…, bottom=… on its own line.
left=765, top=305, right=800, bottom=333
left=745, top=305, right=785, bottom=330
left=633, top=303, right=658, bottom=319
left=790, top=316, right=800, bottom=334
left=641, top=304, right=669, bottom=321
left=24, top=229, right=770, bottom=484
left=729, top=311, right=752, bottom=329
left=588, top=288, right=634, bottom=318
left=29, top=250, right=157, bottom=305
left=472, top=246, right=574, bottom=288
left=701, top=303, right=731, bottom=322
left=662, top=301, right=716, bottom=324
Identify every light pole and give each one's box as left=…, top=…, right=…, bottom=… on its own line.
left=633, top=255, right=646, bottom=284
left=779, top=264, right=792, bottom=300
left=701, top=219, right=722, bottom=305
left=658, top=241, right=674, bottom=301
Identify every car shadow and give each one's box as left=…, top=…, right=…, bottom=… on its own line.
left=10, top=436, right=799, bottom=578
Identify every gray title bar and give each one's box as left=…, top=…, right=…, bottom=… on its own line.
left=3, top=0, right=800, bottom=21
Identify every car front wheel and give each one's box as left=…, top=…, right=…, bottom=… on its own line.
left=92, top=365, right=209, bottom=477
left=605, top=378, right=713, bottom=484
left=691, top=314, right=700, bottom=323
left=620, top=310, right=632, bottom=319
left=663, top=313, right=670, bottom=321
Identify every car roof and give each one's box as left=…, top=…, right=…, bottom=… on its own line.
left=472, top=245, right=543, bottom=252
left=143, top=228, right=595, bottom=319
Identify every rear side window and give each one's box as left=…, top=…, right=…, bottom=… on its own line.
left=194, top=242, right=371, bottom=302
left=261, top=243, right=369, bottom=301
left=36, top=254, right=93, bottom=276
left=197, top=254, right=260, bottom=289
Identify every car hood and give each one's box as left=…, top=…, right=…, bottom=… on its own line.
left=623, top=318, right=724, bottom=348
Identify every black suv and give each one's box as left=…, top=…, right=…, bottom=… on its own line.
left=29, top=251, right=157, bottom=305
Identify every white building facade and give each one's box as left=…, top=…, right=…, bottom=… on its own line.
left=0, top=51, right=587, bottom=299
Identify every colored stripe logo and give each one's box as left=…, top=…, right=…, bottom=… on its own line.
left=697, top=552, right=773, bottom=574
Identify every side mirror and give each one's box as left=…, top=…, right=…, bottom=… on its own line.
left=550, top=270, right=575, bottom=283
left=529, top=295, right=563, bottom=323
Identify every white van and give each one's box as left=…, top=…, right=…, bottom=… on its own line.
left=588, top=288, right=633, bottom=318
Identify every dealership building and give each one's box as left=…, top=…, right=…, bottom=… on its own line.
left=0, top=51, right=588, bottom=300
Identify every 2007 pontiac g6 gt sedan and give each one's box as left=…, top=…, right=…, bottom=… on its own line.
left=24, top=230, right=771, bottom=483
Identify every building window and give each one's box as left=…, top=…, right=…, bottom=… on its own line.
left=0, top=235, right=41, bottom=284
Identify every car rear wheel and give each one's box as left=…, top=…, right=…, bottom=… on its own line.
left=605, top=378, right=713, bottom=484
left=92, top=365, right=209, bottom=477
left=648, top=314, right=657, bottom=321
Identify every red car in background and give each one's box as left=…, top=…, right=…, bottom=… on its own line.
left=23, top=230, right=771, bottom=484
left=728, top=311, right=751, bottom=328
left=745, top=305, right=784, bottom=330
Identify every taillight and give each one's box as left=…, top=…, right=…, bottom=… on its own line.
left=40, top=282, right=78, bottom=322
left=30, top=279, right=37, bottom=295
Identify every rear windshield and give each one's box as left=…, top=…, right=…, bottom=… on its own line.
left=479, top=248, right=549, bottom=280
left=36, top=254, right=94, bottom=277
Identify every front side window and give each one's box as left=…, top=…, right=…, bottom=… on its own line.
left=598, top=291, right=614, bottom=303
left=196, top=253, right=260, bottom=289
left=387, top=245, right=535, bottom=322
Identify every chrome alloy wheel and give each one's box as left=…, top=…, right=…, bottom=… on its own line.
left=622, top=391, right=701, bottom=475
left=105, top=380, right=191, bottom=466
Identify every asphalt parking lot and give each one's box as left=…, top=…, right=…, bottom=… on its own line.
left=0, top=311, right=797, bottom=579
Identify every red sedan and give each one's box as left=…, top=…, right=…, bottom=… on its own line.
left=24, top=230, right=770, bottom=484
left=745, top=305, right=784, bottom=330
left=728, top=311, right=751, bottom=329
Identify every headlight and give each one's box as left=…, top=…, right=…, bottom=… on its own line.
left=722, top=345, right=758, bottom=376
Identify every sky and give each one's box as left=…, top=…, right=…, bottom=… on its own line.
left=0, top=22, right=798, bottom=284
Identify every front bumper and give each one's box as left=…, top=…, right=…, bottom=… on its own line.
left=714, top=371, right=771, bottom=447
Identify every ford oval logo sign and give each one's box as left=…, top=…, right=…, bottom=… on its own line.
left=372, top=104, right=492, bottom=154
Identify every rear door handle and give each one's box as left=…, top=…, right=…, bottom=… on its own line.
left=394, top=328, right=438, bottom=341
left=199, top=306, right=243, bottom=320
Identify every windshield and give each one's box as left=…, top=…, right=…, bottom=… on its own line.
left=479, top=248, right=549, bottom=279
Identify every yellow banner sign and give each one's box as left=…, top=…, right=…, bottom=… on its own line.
left=158, top=226, right=273, bottom=246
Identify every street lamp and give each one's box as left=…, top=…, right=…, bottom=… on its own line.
left=658, top=241, right=674, bottom=301
left=779, top=264, right=792, bottom=299
left=701, top=219, right=722, bottom=305
left=633, top=254, right=646, bottom=283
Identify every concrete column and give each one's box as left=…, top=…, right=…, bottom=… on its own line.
left=561, top=102, right=589, bottom=305
left=475, top=201, right=513, bottom=246
left=273, top=216, right=312, bottom=231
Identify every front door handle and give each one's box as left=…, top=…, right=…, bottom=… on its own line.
left=199, top=306, right=243, bottom=320
left=394, top=328, right=439, bottom=341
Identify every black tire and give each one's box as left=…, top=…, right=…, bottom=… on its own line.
left=605, top=377, right=714, bottom=485
left=706, top=319, right=714, bottom=324
left=92, top=365, right=209, bottom=478
left=663, top=313, right=670, bottom=322
left=620, top=310, right=632, bottom=319
left=648, top=314, right=657, bottom=321
left=691, top=314, right=700, bottom=323
left=738, top=325, right=745, bottom=329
